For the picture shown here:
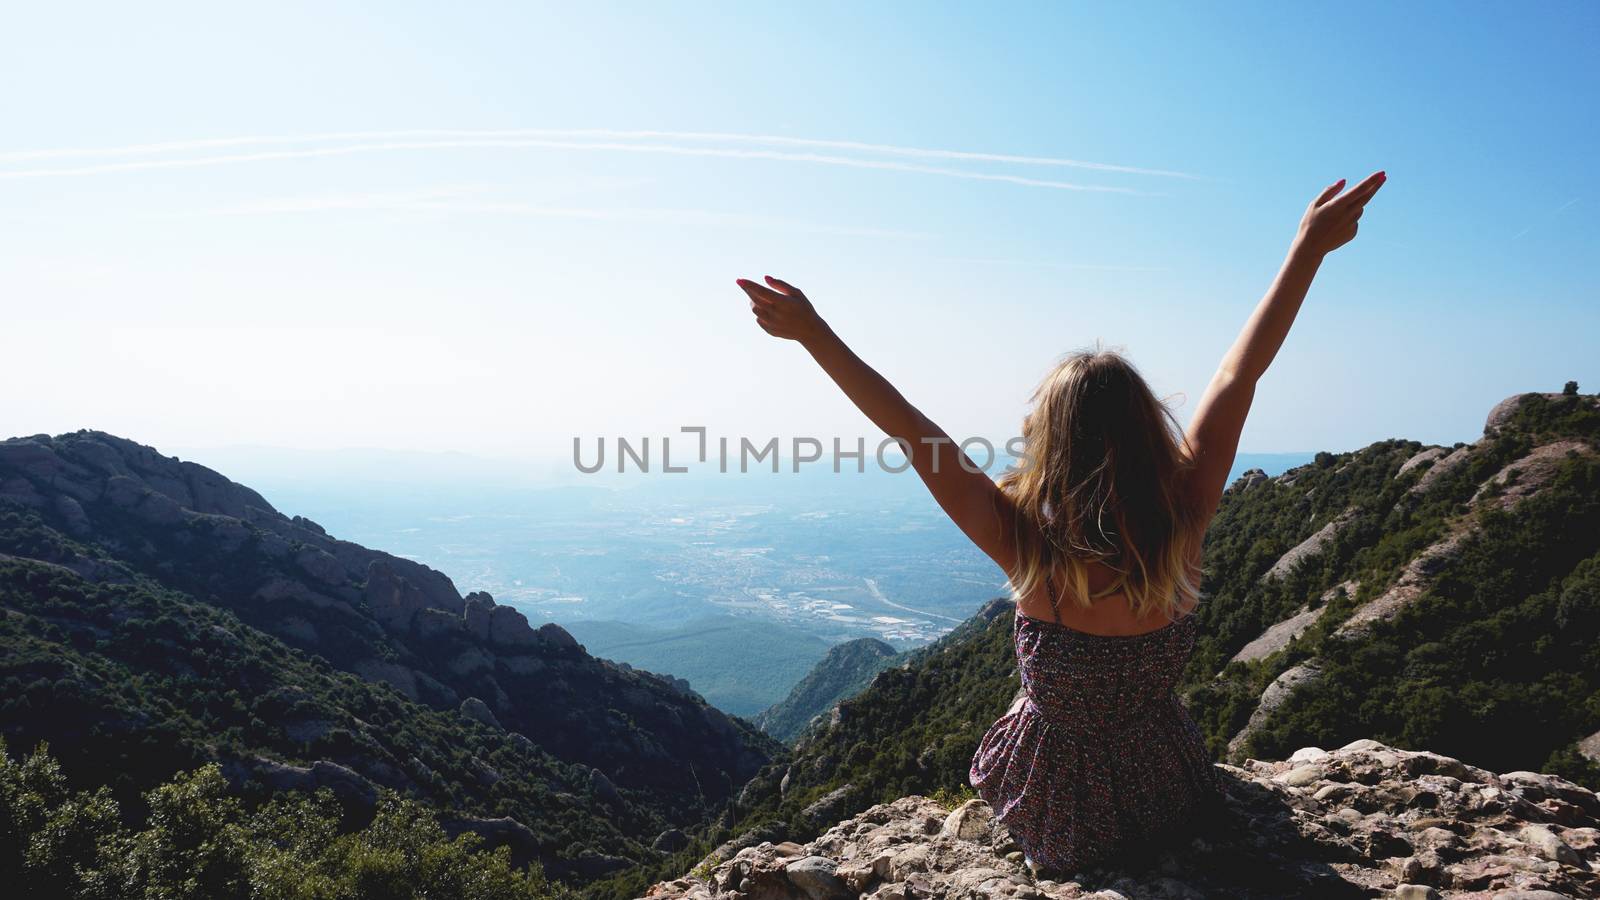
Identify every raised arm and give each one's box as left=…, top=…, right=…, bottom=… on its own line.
left=736, top=275, right=1022, bottom=574
left=1182, top=171, right=1387, bottom=525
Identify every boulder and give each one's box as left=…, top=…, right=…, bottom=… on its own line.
left=802, top=784, right=860, bottom=827
left=591, top=767, right=622, bottom=806
left=488, top=605, right=539, bottom=648
left=784, top=855, right=852, bottom=900
left=940, top=798, right=994, bottom=841
left=653, top=828, right=691, bottom=852
left=1231, top=468, right=1269, bottom=492
left=538, top=622, right=580, bottom=649
left=1229, top=604, right=1327, bottom=665
left=460, top=696, right=502, bottom=730
left=415, top=606, right=462, bottom=640
left=1470, top=439, right=1595, bottom=511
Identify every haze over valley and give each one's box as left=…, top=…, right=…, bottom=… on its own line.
left=187, top=450, right=1313, bottom=715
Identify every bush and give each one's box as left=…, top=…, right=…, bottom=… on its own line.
left=0, top=738, right=569, bottom=900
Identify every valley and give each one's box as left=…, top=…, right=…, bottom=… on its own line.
left=202, top=453, right=1308, bottom=717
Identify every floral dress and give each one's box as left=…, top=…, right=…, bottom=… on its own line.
left=969, top=588, right=1226, bottom=873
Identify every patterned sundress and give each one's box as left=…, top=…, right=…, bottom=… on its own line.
left=969, top=575, right=1227, bottom=874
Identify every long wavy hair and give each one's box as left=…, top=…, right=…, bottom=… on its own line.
left=998, top=343, right=1203, bottom=622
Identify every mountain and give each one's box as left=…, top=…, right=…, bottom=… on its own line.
left=0, top=430, right=783, bottom=885
left=647, top=388, right=1600, bottom=896
left=752, top=638, right=902, bottom=743
left=1184, top=389, right=1600, bottom=778
left=647, top=741, right=1600, bottom=899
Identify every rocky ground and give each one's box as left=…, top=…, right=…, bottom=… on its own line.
left=642, top=741, right=1600, bottom=899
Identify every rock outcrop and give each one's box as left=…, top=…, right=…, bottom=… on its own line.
left=1228, top=604, right=1325, bottom=666
left=1484, top=392, right=1600, bottom=435
left=645, top=741, right=1600, bottom=900
left=1227, top=661, right=1325, bottom=759
left=1470, top=440, right=1595, bottom=511
left=1232, top=468, right=1270, bottom=493
left=1396, top=446, right=1448, bottom=480
left=1336, top=527, right=1474, bottom=638
left=1227, top=417, right=1597, bottom=758
left=1407, top=445, right=1475, bottom=496
left=1259, top=507, right=1359, bottom=583
left=1230, top=580, right=1357, bottom=667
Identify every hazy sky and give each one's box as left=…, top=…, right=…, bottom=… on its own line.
left=4, top=2, right=1595, bottom=468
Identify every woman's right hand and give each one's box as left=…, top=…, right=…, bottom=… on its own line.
left=1296, top=171, right=1386, bottom=256
left=736, top=275, right=829, bottom=345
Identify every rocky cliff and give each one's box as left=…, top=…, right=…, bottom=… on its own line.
left=645, top=741, right=1600, bottom=899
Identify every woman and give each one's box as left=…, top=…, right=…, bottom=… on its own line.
left=735, top=171, right=1386, bottom=874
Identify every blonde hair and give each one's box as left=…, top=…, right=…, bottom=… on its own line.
left=998, top=342, right=1203, bottom=622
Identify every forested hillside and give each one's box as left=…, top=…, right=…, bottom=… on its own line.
left=1187, top=388, right=1600, bottom=780
left=0, top=432, right=782, bottom=890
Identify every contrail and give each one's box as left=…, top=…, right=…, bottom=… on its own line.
left=943, top=255, right=1166, bottom=272
left=0, top=127, right=1198, bottom=179
left=0, top=137, right=1159, bottom=193
left=1510, top=197, right=1580, bottom=241
left=199, top=192, right=937, bottom=240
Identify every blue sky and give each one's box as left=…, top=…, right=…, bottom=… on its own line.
left=2, top=2, right=1594, bottom=468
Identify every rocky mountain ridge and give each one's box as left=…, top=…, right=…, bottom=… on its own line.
left=0, top=430, right=783, bottom=882
left=1200, top=390, right=1600, bottom=769
left=644, top=740, right=1600, bottom=899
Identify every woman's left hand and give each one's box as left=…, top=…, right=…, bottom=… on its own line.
left=736, top=275, right=828, bottom=344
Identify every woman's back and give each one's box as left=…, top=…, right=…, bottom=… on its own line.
left=1013, top=571, right=1191, bottom=638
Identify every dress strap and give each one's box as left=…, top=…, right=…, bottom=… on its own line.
left=1044, top=570, right=1063, bottom=625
